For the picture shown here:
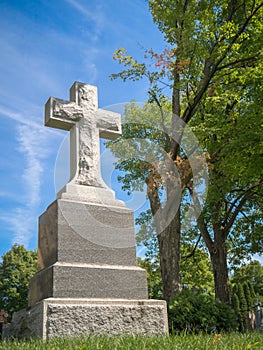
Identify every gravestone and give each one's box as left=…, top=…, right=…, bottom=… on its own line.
left=255, top=301, right=263, bottom=331
left=8, top=82, right=168, bottom=339
left=0, top=310, right=9, bottom=339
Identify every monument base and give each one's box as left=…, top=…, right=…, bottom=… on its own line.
left=7, top=298, right=168, bottom=339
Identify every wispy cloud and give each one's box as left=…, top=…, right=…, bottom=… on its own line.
left=0, top=191, right=18, bottom=201
left=0, top=1, right=104, bottom=110
left=0, top=113, right=63, bottom=247
left=0, top=208, right=37, bottom=247
left=81, top=46, right=100, bottom=83
left=1, top=125, right=51, bottom=245
left=0, top=105, right=61, bottom=136
left=17, top=125, right=47, bottom=207
left=65, top=0, right=104, bottom=42
left=0, top=35, right=63, bottom=101
left=66, top=0, right=96, bottom=18
left=0, top=106, right=41, bottom=128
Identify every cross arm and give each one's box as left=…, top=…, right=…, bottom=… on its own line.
left=96, top=109, right=122, bottom=140
left=45, top=97, right=84, bottom=131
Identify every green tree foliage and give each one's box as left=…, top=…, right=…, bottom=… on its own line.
left=138, top=257, right=163, bottom=300
left=247, top=281, right=256, bottom=302
left=231, top=260, right=263, bottom=299
left=0, top=244, right=37, bottom=317
left=231, top=292, right=241, bottom=331
left=243, top=282, right=253, bottom=310
left=180, top=245, right=214, bottom=294
left=138, top=243, right=214, bottom=299
left=231, top=279, right=260, bottom=332
left=236, top=283, right=248, bottom=332
left=232, top=292, right=240, bottom=315
left=110, top=0, right=263, bottom=303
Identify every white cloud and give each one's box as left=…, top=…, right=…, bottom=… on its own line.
left=0, top=106, right=40, bottom=128
left=0, top=2, right=105, bottom=110
left=11, top=125, right=51, bottom=245
left=0, top=105, right=61, bottom=136
left=0, top=119, right=63, bottom=247
left=66, top=0, right=96, bottom=18
left=0, top=36, right=63, bottom=101
left=0, top=191, right=18, bottom=201
left=17, top=125, right=46, bottom=207
left=65, top=0, right=104, bottom=42
left=0, top=208, right=36, bottom=247
left=81, top=47, right=100, bottom=83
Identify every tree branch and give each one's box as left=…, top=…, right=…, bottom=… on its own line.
left=217, top=55, right=259, bottom=70
left=223, top=179, right=263, bottom=233
left=197, top=213, right=214, bottom=251
left=180, top=2, right=263, bottom=129
left=181, top=234, right=202, bottom=259
left=188, top=186, right=214, bottom=250
left=148, top=90, right=172, bottom=148
left=225, top=180, right=263, bottom=224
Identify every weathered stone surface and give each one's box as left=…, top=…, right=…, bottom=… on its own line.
left=6, top=303, right=44, bottom=339
left=45, top=82, right=122, bottom=192
left=28, top=263, right=148, bottom=306
left=9, top=299, right=168, bottom=339
left=38, top=199, right=137, bottom=270
left=2, top=324, right=11, bottom=339
left=57, top=183, right=125, bottom=207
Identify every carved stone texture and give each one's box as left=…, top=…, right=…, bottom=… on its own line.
left=45, top=82, right=121, bottom=188
left=7, top=299, right=168, bottom=339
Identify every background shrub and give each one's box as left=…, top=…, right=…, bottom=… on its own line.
left=168, top=289, right=238, bottom=333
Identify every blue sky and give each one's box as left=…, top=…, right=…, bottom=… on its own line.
left=0, top=1, right=262, bottom=266
left=0, top=0, right=166, bottom=257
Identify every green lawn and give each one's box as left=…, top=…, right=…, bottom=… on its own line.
left=0, top=333, right=262, bottom=350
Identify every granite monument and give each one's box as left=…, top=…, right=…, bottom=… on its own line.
left=8, top=82, right=168, bottom=339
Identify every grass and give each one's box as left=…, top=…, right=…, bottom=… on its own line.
left=0, top=332, right=262, bottom=350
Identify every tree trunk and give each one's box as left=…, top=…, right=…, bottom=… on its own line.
left=157, top=208, right=181, bottom=302
left=146, top=168, right=181, bottom=303
left=209, top=240, right=230, bottom=304
left=196, top=211, right=231, bottom=304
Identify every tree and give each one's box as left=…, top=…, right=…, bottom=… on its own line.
left=0, top=244, right=37, bottom=317
left=110, top=0, right=263, bottom=302
left=108, top=101, right=185, bottom=301
left=231, top=265, right=262, bottom=332
left=243, top=282, right=253, bottom=310
left=138, top=257, right=163, bottom=300
left=232, top=292, right=240, bottom=316
left=247, top=281, right=256, bottom=303
left=237, top=283, right=248, bottom=332
left=180, top=244, right=214, bottom=294
left=231, top=260, right=263, bottom=299
left=138, top=243, right=214, bottom=299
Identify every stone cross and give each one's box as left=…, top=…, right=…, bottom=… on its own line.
left=45, top=82, right=121, bottom=187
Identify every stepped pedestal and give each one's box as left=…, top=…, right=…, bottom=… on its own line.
left=9, top=197, right=168, bottom=339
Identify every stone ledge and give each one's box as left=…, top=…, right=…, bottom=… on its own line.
left=28, top=264, right=148, bottom=306
left=57, top=183, right=126, bottom=207
left=7, top=298, right=168, bottom=339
